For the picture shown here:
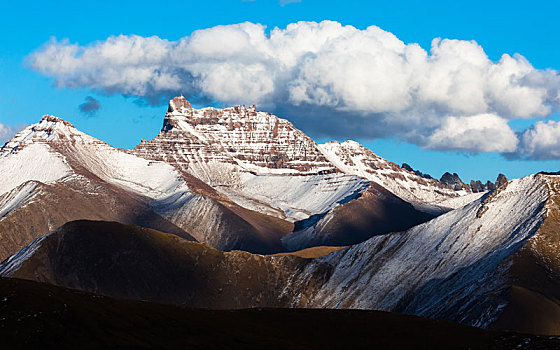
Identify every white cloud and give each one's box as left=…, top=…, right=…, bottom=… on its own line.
left=27, top=21, right=560, bottom=156
left=0, top=123, right=25, bottom=145
left=515, top=120, right=560, bottom=160
left=426, top=114, right=518, bottom=153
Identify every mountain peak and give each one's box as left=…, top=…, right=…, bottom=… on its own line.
left=139, top=99, right=336, bottom=175
left=439, top=172, right=470, bottom=191
left=341, top=140, right=360, bottom=146
left=31, top=114, right=78, bottom=139
left=1, top=114, right=80, bottom=155
left=40, top=114, right=75, bottom=128
left=167, top=95, right=192, bottom=114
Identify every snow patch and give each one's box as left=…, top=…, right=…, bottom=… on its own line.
left=0, top=143, right=73, bottom=196
left=0, top=182, right=39, bottom=219
left=217, top=172, right=369, bottom=221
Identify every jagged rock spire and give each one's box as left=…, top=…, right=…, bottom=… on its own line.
left=440, top=172, right=470, bottom=191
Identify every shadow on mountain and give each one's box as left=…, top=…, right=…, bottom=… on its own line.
left=0, top=277, right=557, bottom=350
left=285, top=182, right=435, bottom=249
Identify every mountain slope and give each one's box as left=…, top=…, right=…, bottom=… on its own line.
left=281, top=181, right=434, bottom=250
left=318, top=140, right=483, bottom=212
left=2, top=278, right=555, bottom=350
left=0, top=115, right=295, bottom=255
left=0, top=220, right=304, bottom=308
left=3, top=175, right=559, bottom=334
left=132, top=96, right=439, bottom=249
left=283, top=174, right=560, bottom=335
left=491, top=176, right=560, bottom=334
left=0, top=178, right=195, bottom=261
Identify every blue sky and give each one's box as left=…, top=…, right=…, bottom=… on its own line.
left=1, top=0, right=560, bottom=182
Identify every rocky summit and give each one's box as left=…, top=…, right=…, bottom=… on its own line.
left=137, top=95, right=334, bottom=175
left=0, top=97, right=466, bottom=258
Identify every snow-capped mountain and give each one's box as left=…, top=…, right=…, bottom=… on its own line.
left=0, top=100, right=442, bottom=256
left=134, top=97, right=476, bottom=221
left=318, top=140, right=484, bottom=212
left=133, top=96, right=370, bottom=222
left=1, top=95, right=558, bottom=338
left=1, top=115, right=189, bottom=199
left=0, top=115, right=295, bottom=257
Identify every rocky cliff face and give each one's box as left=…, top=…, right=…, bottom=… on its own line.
left=401, top=163, right=433, bottom=179
left=439, top=172, right=471, bottom=191
left=135, top=96, right=334, bottom=179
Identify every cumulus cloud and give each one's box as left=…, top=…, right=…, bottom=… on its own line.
left=426, top=114, right=519, bottom=153
left=27, top=21, right=560, bottom=157
left=79, top=96, right=101, bottom=117
left=513, top=120, right=560, bottom=160
left=0, top=123, right=25, bottom=145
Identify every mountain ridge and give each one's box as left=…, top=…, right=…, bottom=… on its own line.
left=4, top=174, right=560, bottom=334
left=0, top=97, right=448, bottom=256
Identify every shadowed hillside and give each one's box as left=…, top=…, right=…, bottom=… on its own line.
left=0, top=277, right=557, bottom=350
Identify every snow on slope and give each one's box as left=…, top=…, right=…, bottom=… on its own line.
left=436, top=191, right=487, bottom=209
left=0, top=182, right=39, bottom=219
left=217, top=172, right=369, bottom=221
left=68, top=140, right=188, bottom=200
left=0, top=142, right=73, bottom=196
left=294, top=175, right=549, bottom=326
left=1, top=115, right=190, bottom=201
left=318, top=141, right=481, bottom=210
left=0, top=227, right=58, bottom=276
left=134, top=97, right=370, bottom=221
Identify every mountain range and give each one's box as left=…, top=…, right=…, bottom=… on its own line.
left=0, top=96, right=557, bottom=345
left=0, top=96, right=480, bottom=259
